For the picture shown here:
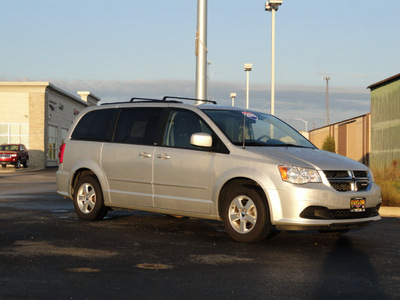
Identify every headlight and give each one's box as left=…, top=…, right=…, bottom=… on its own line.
left=278, top=165, right=321, bottom=184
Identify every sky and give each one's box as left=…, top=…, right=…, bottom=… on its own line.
left=1, top=0, right=399, bottom=130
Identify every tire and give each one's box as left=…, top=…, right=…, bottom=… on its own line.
left=23, top=158, right=29, bottom=168
left=222, top=185, right=272, bottom=243
left=14, top=159, right=21, bottom=169
left=1, top=165, right=6, bottom=168
left=73, top=175, right=108, bottom=221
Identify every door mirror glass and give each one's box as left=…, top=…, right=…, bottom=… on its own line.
left=191, top=133, right=212, bottom=148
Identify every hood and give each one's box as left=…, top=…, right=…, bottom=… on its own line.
left=246, top=147, right=368, bottom=171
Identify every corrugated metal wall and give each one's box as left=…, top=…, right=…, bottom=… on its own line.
left=370, top=80, right=400, bottom=170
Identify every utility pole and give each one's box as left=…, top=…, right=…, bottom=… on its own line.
left=322, top=76, right=331, bottom=125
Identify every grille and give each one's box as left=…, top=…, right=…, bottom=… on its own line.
left=300, top=205, right=381, bottom=220
left=324, top=170, right=350, bottom=179
left=330, top=208, right=377, bottom=219
left=0, top=154, right=11, bottom=158
left=324, top=170, right=370, bottom=192
left=330, top=182, right=351, bottom=192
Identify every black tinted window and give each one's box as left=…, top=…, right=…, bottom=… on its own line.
left=71, top=109, right=118, bottom=142
left=114, top=108, right=162, bottom=145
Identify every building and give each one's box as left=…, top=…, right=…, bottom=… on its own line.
left=0, top=82, right=99, bottom=168
left=367, top=73, right=400, bottom=171
left=308, top=114, right=371, bottom=166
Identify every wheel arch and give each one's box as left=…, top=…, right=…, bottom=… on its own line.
left=218, top=177, right=271, bottom=218
left=70, top=168, right=109, bottom=204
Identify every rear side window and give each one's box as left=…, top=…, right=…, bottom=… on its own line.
left=114, top=108, right=163, bottom=145
left=71, top=109, right=118, bottom=142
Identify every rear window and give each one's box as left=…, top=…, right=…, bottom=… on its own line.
left=71, top=109, right=119, bottom=142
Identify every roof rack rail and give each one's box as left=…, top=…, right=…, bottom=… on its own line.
left=162, top=96, right=217, bottom=105
left=102, top=96, right=217, bottom=105
left=130, top=97, right=164, bottom=102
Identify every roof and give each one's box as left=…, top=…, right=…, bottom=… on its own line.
left=367, top=73, right=400, bottom=90
left=309, top=112, right=370, bottom=133
left=0, top=81, right=99, bottom=107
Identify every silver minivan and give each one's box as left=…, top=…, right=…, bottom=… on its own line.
left=56, top=97, right=382, bottom=242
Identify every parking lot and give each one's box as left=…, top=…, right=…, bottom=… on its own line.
left=0, top=168, right=399, bottom=299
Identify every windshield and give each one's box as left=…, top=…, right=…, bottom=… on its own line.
left=0, top=145, right=19, bottom=151
left=203, top=109, right=315, bottom=148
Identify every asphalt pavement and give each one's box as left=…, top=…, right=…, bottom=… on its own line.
left=0, top=168, right=399, bottom=299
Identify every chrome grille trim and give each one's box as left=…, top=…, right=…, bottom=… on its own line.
left=323, top=170, right=370, bottom=192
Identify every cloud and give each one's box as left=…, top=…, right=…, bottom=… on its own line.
left=49, top=78, right=371, bottom=131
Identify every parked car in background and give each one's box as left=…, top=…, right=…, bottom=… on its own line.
left=56, top=96, right=382, bottom=242
left=0, top=144, right=29, bottom=169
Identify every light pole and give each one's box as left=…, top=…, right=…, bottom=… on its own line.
left=322, top=76, right=331, bottom=125
left=195, top=0, right=208, bottom=102
left=244, top=64, right=252, bottom=109
left=230, top=93, right=237, bottom=107
left=265, top=0, right=283, bottom=116
left=295, top=118, right=309, bottom=132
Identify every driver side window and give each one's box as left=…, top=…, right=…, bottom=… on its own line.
left=163, top=110, right=212, bottom=150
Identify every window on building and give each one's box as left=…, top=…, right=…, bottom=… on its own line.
left=48, top=125, right=58, bottom=160
left=0, top=123, right=29, bottom=147
left=61, top=128, right=68, bottom=144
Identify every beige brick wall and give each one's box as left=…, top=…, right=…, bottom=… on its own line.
left=29, top=92, right=46, bottom=169
left=0, top=93, right=29, bottom=123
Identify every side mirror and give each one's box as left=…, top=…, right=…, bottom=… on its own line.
left=190, top=133, right=212, bottom=148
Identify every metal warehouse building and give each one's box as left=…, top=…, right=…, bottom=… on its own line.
left=0, top=82, right=99, bottom=169
left=308, top=113, right=371, bottom=166
left=367, top=73, right=400, bottom=171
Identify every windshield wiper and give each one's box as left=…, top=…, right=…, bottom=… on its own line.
left=269, top=143, right=314, bottom=148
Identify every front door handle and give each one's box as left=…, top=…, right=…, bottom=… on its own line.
left=156, top=153, right=170, bottom=160
left=139, top=152, right=152, bottom=158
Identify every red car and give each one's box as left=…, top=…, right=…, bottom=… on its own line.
left=0, top=144, right=29, bottom=169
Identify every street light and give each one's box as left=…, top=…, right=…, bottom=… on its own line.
left=294, top=118, right=309, bottom=132
left=322, top=76, right=331, bottom=125
left=265, top=0, right=283, bottom=115
left=244, top=63, right=252, bottom=109
left=230, top=93, right=237, bottom=107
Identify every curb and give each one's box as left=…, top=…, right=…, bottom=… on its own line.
left=380, top=206, right=400, bottom=218
left=0, top=167, right=54, bottom=175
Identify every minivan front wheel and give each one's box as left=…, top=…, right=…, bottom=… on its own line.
left=73, top=175, right=108, bottom=221
left=222, top=186, right=272, bottom=243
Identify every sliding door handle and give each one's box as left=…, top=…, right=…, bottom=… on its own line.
left=156, top=154, right=170, bottom=160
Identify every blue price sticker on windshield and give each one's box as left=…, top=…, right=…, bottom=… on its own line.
left=242, top=112, right=258, bottom=120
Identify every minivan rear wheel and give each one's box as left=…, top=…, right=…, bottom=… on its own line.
left=73, top=175, right=108, bottom=221
left=222, top=185, right=272, bottom=243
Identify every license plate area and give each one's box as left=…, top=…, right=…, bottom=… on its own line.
left=350, top=198, right=366, bottom=212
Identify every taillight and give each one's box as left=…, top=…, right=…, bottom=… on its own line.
left=58, top=143, right=66, bottom=164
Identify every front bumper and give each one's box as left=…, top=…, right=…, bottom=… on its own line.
left=268, top=181, right=382, bottom=229
left=0, top=158, right=17, bottom=165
